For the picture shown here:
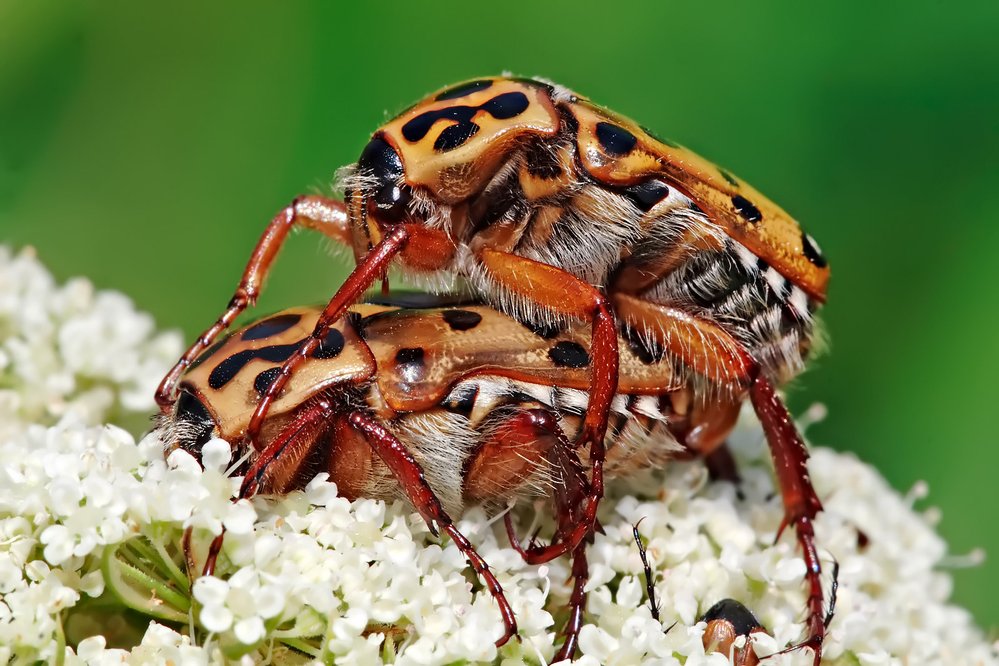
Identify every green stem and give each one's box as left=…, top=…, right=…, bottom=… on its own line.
left=116, top=557, right=189, bottom=611
left=279, top=637, right=321, bottom=658
left=130, top=534, right=190, bottom=594
left=54, top=613, right=66, bottom=666
left=150, top=536, right=190, bottom=593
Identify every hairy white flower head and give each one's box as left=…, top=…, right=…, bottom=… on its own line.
left=0, top=245, right=995, bottom=665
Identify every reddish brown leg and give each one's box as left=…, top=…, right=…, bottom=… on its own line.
left=245, top=226, right=409, bottom=446
left=554, top=543, right=589, bottom=662
left=181, top=527, right=198, bottom=584
left=199, top=398, right=337, bottom=577
left=613, top=294, right=826, bottom=663
left=481, top=249, right=618, bottom=562
left=704, top=442, right=742, bottom=485
left=245, top=212, right=460, bottom=446
left=494, top=408, right=592, bottom=661
left=612, top=293, right=754, bottom=387
left=347, top=410, right=517, bottom=648
left=156, top=195, right=350, bottom=411
left=751, top=374, right=825, bottom=666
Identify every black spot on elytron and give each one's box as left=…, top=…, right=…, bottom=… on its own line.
left=801, top=231, right=827, bottom=268
left=174, top=390, right=216, bottom=452
left=253, top=367, right=281, bottom=396
left=208, top=342, right=301, bottom=390
left=435, top=79, right=493, bottom=101
left=689, top=202, right=705, bottom=215
left=481, top=91, right=530, bottom=119
left=718, top=168, right=739, bottom=187
left=641, top=124, right=680, bottom=148
left=402, top=107, right=474, bottom=143
left=434, top=122, right=480, bottom=152
left=731, top=194, right=762, bottom=223
left=395, top=347, right=426, bottom=384
left=443, top=384, right=479, bottom=416
left=756, top=257, right=770, bottom=272
left=521, top=318, right=563, bottom=339
left=548, top=341, right=590, bottom=368
left=622, top=179, right=670, bottom=212
left=188, top=335, right=230, bottom=372
left=395, top=347, right=425, bottom=365
left=511, top=76, right=555, bottom=96
left=401, top=92, right=530, bottom=153
left=312, top=328, right=346, bottom=360
left=700, top=599, right=762, bottom=636
left=595, top=122, right=638, bottom=157
left=208, top=329, right=348, bottom=390
left=241, top=313, right=303, bottom=341
left=442, top=309, right=483, bottom=331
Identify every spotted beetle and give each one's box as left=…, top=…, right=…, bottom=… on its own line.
left=163, top=299, right=818, bottom=661
left=157, top=76, right=830, bottom=662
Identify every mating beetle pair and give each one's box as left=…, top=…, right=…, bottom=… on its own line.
left=158, top=76, right=831, bottom=663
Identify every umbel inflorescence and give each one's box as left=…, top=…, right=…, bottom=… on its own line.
left=0, top=245, right=995, bottom=665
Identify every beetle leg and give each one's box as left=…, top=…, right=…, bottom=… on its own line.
left=156, top=195, right=350, bottom=411
left=477, top=406, right=591, bottom=661
left=751, top=375, right=824, bottom=665
left=479, top=248, right=618, bottom=554
left=613, top=293, right=825, bottom=663
left=199, top=398, right=337, bottom=577
left=612, top=293, right=754, bottom=390
left=632, top=521, right=661, bottom=622
left=347, top=410, right=517, bottom=648
left=703, top=442, right=742, bottom=484
left=245, top=222, right=458, bottom=450
left=244, top=225, right=409, bottom=447
left=554, top=542, right=589, bottom=662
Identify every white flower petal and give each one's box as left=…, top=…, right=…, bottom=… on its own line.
left=200, top=438, right=232, bottom=471
left=199, top=603, right=234, bottom=633
left=233, top=616, right=265, bottom=644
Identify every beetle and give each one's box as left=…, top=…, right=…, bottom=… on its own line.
left=162, top=299, right=826, bottom=661
left=701, top=599, right=769, bottom=666
left=156, top=76, right=829, bottom=662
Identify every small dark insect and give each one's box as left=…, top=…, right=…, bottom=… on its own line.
left=701, top=598, right=768, bottom=666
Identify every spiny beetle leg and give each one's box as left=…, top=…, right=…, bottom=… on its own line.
left=751, top=374, right=825, bottom=665
left=347, top=410, right=517, bottom=647
left=156, top=195, right=349, bottom=411
left=480, top=248, right=618, bottom=559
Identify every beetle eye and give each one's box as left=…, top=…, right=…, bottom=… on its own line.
left=358, top=136, right=412, bottom=216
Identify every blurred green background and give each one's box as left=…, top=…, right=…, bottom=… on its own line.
left=2, top=0, right=996, bottom=631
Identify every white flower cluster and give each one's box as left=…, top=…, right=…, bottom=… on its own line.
left=0, top=246, right=182, bottom=441
left=0, top=245, right=995, bottom=665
